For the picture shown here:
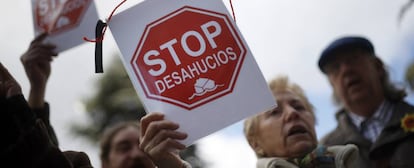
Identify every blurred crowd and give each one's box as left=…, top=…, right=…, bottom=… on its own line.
left=1, top=32, right=413, bottom=168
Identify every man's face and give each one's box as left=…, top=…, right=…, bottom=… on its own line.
left=324, top=50, right=384, bottom=112
left=253, top=91, right=317, bottom=158
left=105, top=126, right=155, bottom=168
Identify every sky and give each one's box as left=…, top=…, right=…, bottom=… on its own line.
left=1, top=0, right=414, bottom=168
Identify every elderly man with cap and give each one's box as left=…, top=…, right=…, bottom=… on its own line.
left=318, top=36, right=414, bottom=168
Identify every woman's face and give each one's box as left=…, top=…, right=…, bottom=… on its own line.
left=253, top=91, right=317, bottom=158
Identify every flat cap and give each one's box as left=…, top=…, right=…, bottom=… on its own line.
left=318, top=36, right=375, bottom=73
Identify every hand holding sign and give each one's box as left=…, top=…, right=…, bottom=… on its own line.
left=109, top=0, right=275, bottom=145
left=139, top=113, right=188, bottom=168
left=21, top=33, right=57, bottom=108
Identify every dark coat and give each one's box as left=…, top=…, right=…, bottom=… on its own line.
left=320, top=101, right=414, bottom=168
left=0, top=95, right=93, bottom=168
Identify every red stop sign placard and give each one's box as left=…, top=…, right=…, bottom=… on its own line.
left=35, top=0, right=91, bottom=34
left=131, top=6, right=246, bottom=110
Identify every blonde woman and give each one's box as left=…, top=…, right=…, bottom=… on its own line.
left=244, top=76, right=358, bottom=168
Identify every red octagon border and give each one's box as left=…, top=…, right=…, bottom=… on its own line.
left=34, top=0, right=92, bottom=35
left=130, top=6, right=246, bottom=110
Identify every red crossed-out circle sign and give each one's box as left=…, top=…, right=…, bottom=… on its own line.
left=35, top=0, right=91, bottom=34
left=131, top=6, right=247, bottom=110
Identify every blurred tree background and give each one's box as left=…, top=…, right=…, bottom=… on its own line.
left=72, top=54, right=205, bottom=168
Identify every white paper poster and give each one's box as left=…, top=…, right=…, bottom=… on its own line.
left=109, top=0, right=275, bottom=145
left=31, top=0, right=99, bottom=52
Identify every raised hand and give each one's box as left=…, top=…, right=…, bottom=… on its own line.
left=20, top=33, right=57, bottom=108
left=139, top=113, right=188, bottom=168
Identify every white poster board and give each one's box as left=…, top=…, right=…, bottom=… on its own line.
left=109, top=0, right=275, bottom=145
left=31, top=0, right=99, bottom=52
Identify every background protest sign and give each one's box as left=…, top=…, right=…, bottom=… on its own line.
left=109, top=0, right=275, bottom=145
left=31, top=0, right=99, bottom=52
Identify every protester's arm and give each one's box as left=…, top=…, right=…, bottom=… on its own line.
left=139, top=112, right=190, bottom=168
left=21, top=33, right=59, bottom=146
left=21, top=33, right=57, bottom=109
left=0, top=63, right=91, bottom=168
